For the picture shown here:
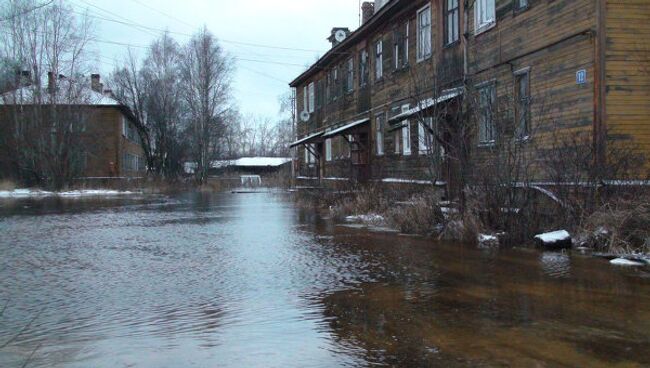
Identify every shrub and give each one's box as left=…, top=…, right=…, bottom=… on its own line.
left=580, top=200, right=650, bottom=254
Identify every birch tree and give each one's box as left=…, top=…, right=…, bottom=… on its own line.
left=181, top=27, right=234, bottom=184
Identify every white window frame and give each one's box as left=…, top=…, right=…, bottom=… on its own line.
left=375, top=112, right=385, bottom=155
left=325, top=138, right=332, bottom=161
left=418, top=117, right=433, bottom=154
left=401, top=105, right=411, bottom=155
left=375, top=39, right=383, bottom=80
left=417, top=4, right=432, bottom=62
left=394, top=129, right=401, bottom=154
left=474, top=0, right=496, bottom=35
left=308, top=82, right=315, bottom=113
left=303, top=86, right=308, bottom=112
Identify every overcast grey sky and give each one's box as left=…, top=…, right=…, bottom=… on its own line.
left=83, top=0, right=360, bottom=119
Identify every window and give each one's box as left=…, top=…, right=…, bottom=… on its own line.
left=515, top=69, right=530, bottom=139
left=394, top=21, right=409, bottom=69
left=401, top=105, right=411, bottom=155
left=122, top=117, right=137, bottom=142
left=359, top=50, right=369, bottom=87
left=316, top=79, right=323, bottom=109
left=445, top=0, right=460, bottom=45
left=478, top=83, right=497, bottom=144
left=325, top=138, right=332, bottom=161
left=333, top=67, right=340, bottom=99
left=417, top=4, right=432, bottom=61
left=515, top=0, right=528, bottom=11
left=475, top=0, right=496, bottom=33
left=375, top=40, right=383, bottom=80
left=394, top=129, right=401, bottom=154
left=376, top=113, right=385, bottom=155
left=418, top=117, right=434, bottom=154
left=346, top=57, right=354, bottom=92
left=303, top=86, right=308, bottom=112
left=308, top=82, right=315, bottom=113
left=122, top=153, right=141, bottom=172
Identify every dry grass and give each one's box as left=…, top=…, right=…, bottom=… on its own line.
left=579, top=200, right=650, bottom=254
left=386, top=192, right=443, bottom=235
left=0, top=180, right=16, bottom=191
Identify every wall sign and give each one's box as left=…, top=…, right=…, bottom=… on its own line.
left=576, top=69, right=587, bottom=85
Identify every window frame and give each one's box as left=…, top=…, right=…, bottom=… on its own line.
left=514, top=67, right=531, bottom=140
left=476, top=81, right=497, bottom=146
left=474, top=0, right=496, bottom=35
left=346, top=57, right=354, bottom=93
left=401, top=105, right=412, bottom=155
left=359, top=49, right=369, bottom=87
left=375, top=112, right=385, bottom=155
left=394, top=21, right=409, bottom=70
left=416, top=3, right=432, bottom=62
left=514, top=0, right=529, bottom=12
left=375, top=39, right=383, bottom=81
left=325, top=138, right=332, bottom=161
left=308, top=82, right=315, bottom=113
left=444, top=0, right=460, bottom=46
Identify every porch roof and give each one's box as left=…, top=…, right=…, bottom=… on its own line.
left=322, top=117, right=370, bottom=138
left=289, top=130, right=324, bottom=148
left=388, top=87, right=463, bottom=124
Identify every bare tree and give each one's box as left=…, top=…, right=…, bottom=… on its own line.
left=0, top=0, right=95, bottom=189
left=180, top=26, right=234, bottom=184
left=109, top=50, right=153, bottom=174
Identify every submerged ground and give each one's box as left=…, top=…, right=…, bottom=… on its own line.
left=0, top=192, right=648, bottom=367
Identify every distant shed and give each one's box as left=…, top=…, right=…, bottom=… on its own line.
left=209, top=157, right=292, bottom=175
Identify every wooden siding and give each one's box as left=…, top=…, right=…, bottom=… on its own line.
left=605, top=0, right=650, bottom=175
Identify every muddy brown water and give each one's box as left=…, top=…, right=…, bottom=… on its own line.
left=0, top=192, right=648, bottom=367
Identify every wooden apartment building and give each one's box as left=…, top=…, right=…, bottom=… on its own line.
left=0, top=73, right=146, bottom=180
left=289, top=0, right=650, bottom=191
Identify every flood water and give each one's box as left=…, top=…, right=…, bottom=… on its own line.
left=0, top=192, right=649, bottom=367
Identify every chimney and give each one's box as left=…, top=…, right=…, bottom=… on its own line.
left=47, top=72, right=56, bottom=93
left=91, top=73, right=101, bottom=92
left=362, top=2, right=375, bottom=24
left=16, top=70, right=31, bottom=87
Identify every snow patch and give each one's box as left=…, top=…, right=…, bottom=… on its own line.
left=0, top=189, right=135, bottom=198
left=610, top=258, right=646, bottom=267
left=534, top=230, right=571, bottom=243
left=345, top=214, right=386, bottom=225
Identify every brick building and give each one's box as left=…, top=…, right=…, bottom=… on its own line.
left=289, top=0, right=650, bottom=193
left=0, top=73, right=146, bottom=180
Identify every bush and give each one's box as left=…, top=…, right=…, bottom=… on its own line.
left=386, top=192, right=443, bottom=235
left=580, top=200, right=650, bottom=254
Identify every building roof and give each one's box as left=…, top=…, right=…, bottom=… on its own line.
left=289, top=0, right=407, bottom=87
left=289, top=131, right=325, bottom=148
left=0, top=82, right=120, bottom=106
left=323, top=117, right=369, bottom=138
left=211, top=157, right=292, bottom=169
left=388, top=87, right=464, bottom=123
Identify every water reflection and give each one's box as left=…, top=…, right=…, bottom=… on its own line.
left=0, top=192, right=648, bottom=367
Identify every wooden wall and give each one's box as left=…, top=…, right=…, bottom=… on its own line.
left=605, top=0, right=650, bottom=176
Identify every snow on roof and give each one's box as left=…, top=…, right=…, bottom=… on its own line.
left=323, top=117, right=370, bottom=138
left=389, top=87, right=463, bottom=123
left=210, top=157, right=292, bottom=168
left=0, top=80, right=120, bottom=106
